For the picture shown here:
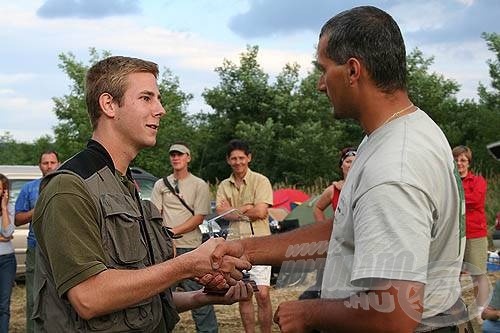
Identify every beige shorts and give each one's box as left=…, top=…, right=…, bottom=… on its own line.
left=247, top=265, right=272, bottom=286
left=463, top=237, right=488, bottom=275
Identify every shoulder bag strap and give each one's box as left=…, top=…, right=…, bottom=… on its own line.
left=162, top=177, right=195, bottom=216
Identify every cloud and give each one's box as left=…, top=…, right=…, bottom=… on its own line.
left=0, top=73, right=36, bottom=85
left=0, top=3, right=314, bottom=87
left=418, top=39, right=490, bottom=100
left=37, top=0, right=141, bottom=19
left=228, top=0, right=344, bottom=38
left=228, top=0, right=497, bottom=44
left=456, top=0, right=475, bottom=6
left=398, top=0, right=498, bottom=43
left=0, top=89, right=15, bottom=95
left=0, top=93, right=57, bottom=142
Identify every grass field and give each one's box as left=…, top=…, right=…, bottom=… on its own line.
left=9, top=272, right=499, bottom=332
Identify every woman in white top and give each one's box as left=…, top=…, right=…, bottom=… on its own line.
left=0, top=174, right=16, bottom=333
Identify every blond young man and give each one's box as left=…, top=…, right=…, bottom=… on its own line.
left=32, top=56, right=251, bottom=332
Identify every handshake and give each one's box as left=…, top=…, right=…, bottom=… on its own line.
left=186, top=237, right=256, bottom=295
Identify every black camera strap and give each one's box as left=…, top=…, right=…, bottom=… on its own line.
left=162, top=177, right=195, bottom=216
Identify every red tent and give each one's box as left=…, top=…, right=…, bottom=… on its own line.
left=272, top=188, right=310, bottom=212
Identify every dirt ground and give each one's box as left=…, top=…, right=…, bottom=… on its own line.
left=9, top=272, right=500, bottom=333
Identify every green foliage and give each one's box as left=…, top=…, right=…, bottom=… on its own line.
left=478, top=32, right=500, bottom=111
left=52, top=48, right=110, bottom=161
left=199, top=46, right=363, bottom=185
left=4, top=35, right=499, bottom=188
left=407, top=47, right=500, bottom=175
left=486, top=175, right=500, bottom=232
left=407, top=48, right=460, bottom=123
left=0, top=132, right=56, bottom=165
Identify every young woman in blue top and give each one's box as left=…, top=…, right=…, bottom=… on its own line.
left=0, top=174, right=16, bottom=333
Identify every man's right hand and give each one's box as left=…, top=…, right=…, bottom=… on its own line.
left=190, top=238, right=251, bottom=284
left=210, top=239, right=248, bottom=272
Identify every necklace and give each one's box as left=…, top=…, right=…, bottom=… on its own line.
left=381, top=103, right=414, bottom=127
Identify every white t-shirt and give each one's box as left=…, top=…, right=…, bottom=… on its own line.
left=321, top=109, right=465, bottom=319
left=150, top=173, right=210, bottom=248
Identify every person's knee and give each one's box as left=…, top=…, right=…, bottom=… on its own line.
left=255, top=287, right=271, bottom=305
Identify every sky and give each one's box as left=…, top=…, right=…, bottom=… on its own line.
left=1, top=0, right=498, bottom=142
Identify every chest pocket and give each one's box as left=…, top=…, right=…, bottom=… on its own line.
left=100, top=193, right=148, bottom=268
left=141, top=199, right=175, bottom=263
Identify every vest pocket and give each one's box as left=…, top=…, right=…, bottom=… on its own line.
left=124, top=297, right=156, bottom=329
left=86, top=313, right=119, bottom=331
left=142, top=200, right=175, bottom=262
left=101, top=194, right=147, bottom=267
left=31, top=277, right=47, bottom=323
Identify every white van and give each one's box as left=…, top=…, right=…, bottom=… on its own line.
left=0, top=165, right=41, bottom=277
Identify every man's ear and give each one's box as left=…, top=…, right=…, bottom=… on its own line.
left=346, top=58, right=361, bottom=85
left=99, top=93, right=116, bottom=118
left=247, top=153, right=252, bottom=163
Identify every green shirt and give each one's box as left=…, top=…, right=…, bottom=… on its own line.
left=33, top=172, right=168, bottom=332
left=33, top=173, right=107, bottom=297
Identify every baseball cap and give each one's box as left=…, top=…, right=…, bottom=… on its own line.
left=169, top=144, right=190, bottom=155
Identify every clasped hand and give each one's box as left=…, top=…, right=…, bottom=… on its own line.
left=191, top=238, right=250, bottom=291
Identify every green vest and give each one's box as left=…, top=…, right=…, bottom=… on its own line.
left=33, top=167, right=179, bottom=332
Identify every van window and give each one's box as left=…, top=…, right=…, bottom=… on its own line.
left=9, top=179, right=34, bottom=206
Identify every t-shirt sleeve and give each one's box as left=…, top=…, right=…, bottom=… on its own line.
left=350, top=182, right=434, bottom=287
left=193, top=181, right=210, bottom=216
left=15, top=183, right=30, bottom=213
left=253, top=176, right=273, bottom=206
left=0, top=212, right=15, bottom=237
left=33, top=174, right=107, bottom=297
left=150, top=179, right=163, bottom=213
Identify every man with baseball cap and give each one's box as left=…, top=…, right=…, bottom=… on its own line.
left=151, top=142, right=218, bottom=332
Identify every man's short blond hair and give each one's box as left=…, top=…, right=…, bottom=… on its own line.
left=85, top=56, right=159, bottom=129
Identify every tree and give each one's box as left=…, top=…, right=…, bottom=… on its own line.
left=200, top=45, right=275, bottom=181
left=0, top=132, right=56, bottom=165
left=52, top=48, right=108, bottom=160
left=474, top=32, right=500, bottom=175
left=478, top=33, right=500, bottom=112
left=407, top=48, right=461, bottom=123
left=5, top=38, right=498, bottom=187
left=200, top=46, right=362, bottom=185
left=406, top=45, right=499, bottom=175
